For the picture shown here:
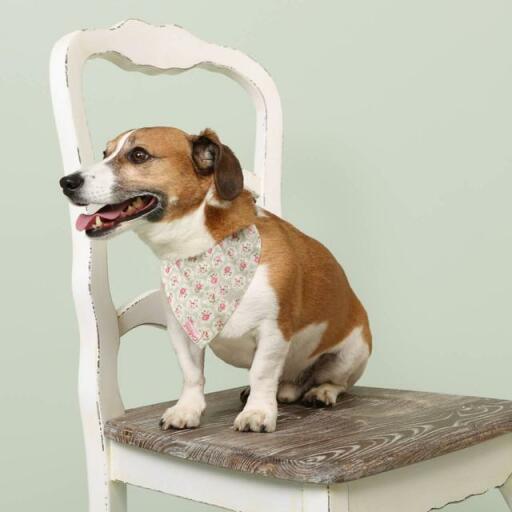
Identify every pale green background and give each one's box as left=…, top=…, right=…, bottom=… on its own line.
left=1, top=1, right=511, bottom=510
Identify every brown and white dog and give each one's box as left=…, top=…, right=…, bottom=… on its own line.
left=59, top=127, right=372, bottom=433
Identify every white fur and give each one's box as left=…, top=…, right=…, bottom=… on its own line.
left=205, top=186, right=230, bottom=209
left=209, top=265, right=278, bottom=369
left=314, top=326, right=370, bottom=390
left=103, top=131, right=134, bottom=164
left=276, top=382, right=303, bottom=403
left=219, top=265, right=278, bottom=338
left=283, top=326, right=369, bottom=406
left=79, top=130, right=133, bottom=205
left=256, top=206, right=268, bottom=217
left=160, top=299, right=206, bottom=429
left=134, top=200, right=215, bottom=260
left=211, top=265, right=286, bottom=432
left=233, top=318, right=289, bottom=432
left=281, top=322, right=327, bottom=381
left=210, top=265, right=279, bottom=368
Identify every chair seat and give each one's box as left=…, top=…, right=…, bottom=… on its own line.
left=104, top=386, right=512, bottom=485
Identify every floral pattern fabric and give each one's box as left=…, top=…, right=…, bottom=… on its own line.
left=161, top=225, right=261, bottom=348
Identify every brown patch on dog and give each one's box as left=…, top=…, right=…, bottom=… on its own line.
left=203, top=195, right=370, bottom=358
left=204, top=190, right=257, bottom=241
left=254, top=211, right=371, bottom=355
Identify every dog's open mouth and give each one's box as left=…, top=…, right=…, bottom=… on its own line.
left=76, top=194, right=159, bottom=237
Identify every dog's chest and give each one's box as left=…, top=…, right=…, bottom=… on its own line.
left=161, top=226, right=261, bottom=348
left=162, top=258, right=279, bottom=368
left=207, top=263, right=279, bottom=367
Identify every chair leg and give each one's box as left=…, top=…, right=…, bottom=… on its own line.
left=501, top=474, right=512, bottom=511
left=87, top=478, right=126, bottom=512
left=80, top=402, right=126, bottom=511
left=302, top=484, right=349, bottom=512
left=84, top=438, right=126, bottom=511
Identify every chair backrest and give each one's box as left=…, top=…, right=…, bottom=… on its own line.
left=50, top=19, right=283, bottom=423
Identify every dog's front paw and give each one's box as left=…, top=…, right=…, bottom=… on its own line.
left=234, top=406, right=277, bottom=433
left=159, top=404, right=203, bottom=430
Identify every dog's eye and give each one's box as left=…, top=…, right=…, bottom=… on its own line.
left=128, top=147, right=151, bottom=164
left=102, top=150, right=107, bottom=159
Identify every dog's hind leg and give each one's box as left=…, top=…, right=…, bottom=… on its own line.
left=302, top=326, right=370, bottom=407
left=302, top=382, right=347, bottom=407
left=277, top=381, right=304, bottom=403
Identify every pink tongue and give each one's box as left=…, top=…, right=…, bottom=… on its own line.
left=75, top=200, right=130, bottom=231
left=76, top=214, right=96, bottom=231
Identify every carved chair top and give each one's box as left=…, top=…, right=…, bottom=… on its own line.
left=51, top=19, right=283, bottom=334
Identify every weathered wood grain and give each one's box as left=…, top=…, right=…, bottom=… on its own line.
left=104, top=386, right=512, bottom=484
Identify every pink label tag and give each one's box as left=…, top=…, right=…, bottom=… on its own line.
left=183, top=318, right=201, bottom=343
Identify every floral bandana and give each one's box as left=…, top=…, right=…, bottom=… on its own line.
left=161, top=225, right=261, bottom=348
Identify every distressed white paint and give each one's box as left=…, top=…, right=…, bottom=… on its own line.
left=108, top=434, right=512, bottom=512
left=110, top=443, right=305, bottom=512
left=344, top=433, right=512, bottom=512
left=117, top=289, right=166, bottom=336
left=302, top=484, right=332, bottom=512
left=50, top=18, right=282, bottom=511
left=50, top=18, right=512, bottom=512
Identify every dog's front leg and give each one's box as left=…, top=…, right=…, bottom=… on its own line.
left=160, top=310, right=206, bottom=430
left=234, top=320, right=290, bottom=433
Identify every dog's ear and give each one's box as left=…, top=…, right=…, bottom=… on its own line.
left=191, top=129, right=244, bottom=201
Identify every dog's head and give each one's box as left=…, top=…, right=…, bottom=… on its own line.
left=59, top=127, right=243, bottom=238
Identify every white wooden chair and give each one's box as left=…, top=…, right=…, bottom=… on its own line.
left=51, top=19, right=512, bottom=512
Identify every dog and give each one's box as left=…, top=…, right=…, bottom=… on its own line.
left=60, top=127, right=372, bottom=433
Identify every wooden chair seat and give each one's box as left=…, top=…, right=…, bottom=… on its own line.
left=105, top=386, right=512, bottom=485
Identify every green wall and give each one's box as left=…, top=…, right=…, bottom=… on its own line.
left=1, top=1, right=511, bottom=510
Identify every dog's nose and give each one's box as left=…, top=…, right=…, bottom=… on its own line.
left=59, top=172, right=84, bottom=194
